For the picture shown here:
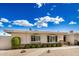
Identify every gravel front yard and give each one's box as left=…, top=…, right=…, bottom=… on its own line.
left=40, top=48, right=79, bottom=56
left=0, top=46, right=79, bottom=56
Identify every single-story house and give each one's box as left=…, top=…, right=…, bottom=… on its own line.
left=0, top=30, right=79, bottom=49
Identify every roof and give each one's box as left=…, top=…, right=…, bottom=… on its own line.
left=4, top=29, right=68, bottom=35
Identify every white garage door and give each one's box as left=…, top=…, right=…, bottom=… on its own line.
left=0, top=36, right=11, bottom=49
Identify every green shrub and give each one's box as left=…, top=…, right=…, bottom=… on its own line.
left=30, top=44, right=36, bottom=48
left=51, top=44, right=53, bottom=47
left=51, top=44, right=57, bottom=47
left=11, top=36, right=21, bottom=49
left=23, top=43, right=62, bottom=49
left=42, top=44, right=47, bottom=47
left=47, top=44, right=52, bottom=47
left=24, top=44, right=30, bottom=49
left=56, top=43, right=62, bottom=47
left=37, top=44, right=41, bottom=48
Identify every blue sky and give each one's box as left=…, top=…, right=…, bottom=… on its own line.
left=0, top=3, right=79, bottom=32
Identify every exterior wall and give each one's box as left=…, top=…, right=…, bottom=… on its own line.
left=11, top=33, right=65, bottom=44
left=0, top=36, right=11, bottom=49
left=40, top=34, right=47, bottom=43
left=11, top=33, right=27, bottom=44
left=26, top=34, right=31, bottom=44
left=40, top=34, right=65, bottom=43
left=11, top=32, right=79, bottom=45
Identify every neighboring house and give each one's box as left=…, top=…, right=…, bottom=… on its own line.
left=5, top=30, right=79, bottom=45
left=0, top=32, right=11, bottom=49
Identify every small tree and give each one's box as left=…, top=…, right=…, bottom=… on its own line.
left=11, top=36, right=21, bottom=49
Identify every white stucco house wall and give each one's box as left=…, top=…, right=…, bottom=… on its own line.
left=5, top=30, right=67, bottom=44
left=0, top=30, right=79, bottom=49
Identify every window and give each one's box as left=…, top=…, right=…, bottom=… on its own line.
left=31, top=35, right=40, bottom=41
left=47, top=35, right=57, bottom=42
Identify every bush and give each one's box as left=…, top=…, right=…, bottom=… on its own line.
left=37, top=44, right=41, bottom=48
left=51, top=44, right=57, bottom=47
left=31, top=44, right=37, bottom=48
left=24, top=44, right=30, bottom=49
left=42, top=44, right=47, bottom=47
left=11, top=36, right=21, bottom=49
left=23, top=43, right=62, bottom=49
left=56, top=43, right=62, bottom=47
left=50, top=44, right=53, bottom=47
left=47, top=44, right=52, bottom=47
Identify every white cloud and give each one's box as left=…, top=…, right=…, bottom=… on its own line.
left=0, top=18, right=9, bottom=23
left=34, top=16, right=64, bottom=28
left=13, top=20, right=33, bottom=27
left=0, top=22, right=3, bottom=27
left=76, top=16, right=79, bottom=18
left=8, top=25, right=12, bottom=28
left=41, top=22, right=48, bottom=27
left=36, top=3, right=43, bottom=8
left=50, top=5, right=56, bottom=11
left=69, top=21, right=77, bottom=24
left=34, top=16, right=54, bottom=22
left=77, top=9, right=79, bottom=12
left=34, top=22, right=48, bottom=28
left=34, top=18, right=39, bottom=21
left=47, top=12, right=51, bottom=16
left=53, top=5, right=56, bottom=7
left=50, top=8, right=54, bottom=11
left=53, top=16, right=64, bottom=24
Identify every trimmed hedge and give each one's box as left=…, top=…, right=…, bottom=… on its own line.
left=24, top=43, right=62, bottom=49
left=56, top=43, right=62, bottom=47
left=24, top=44, right=30, bottom=49
left=11, top=36, right=21, bottom=49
